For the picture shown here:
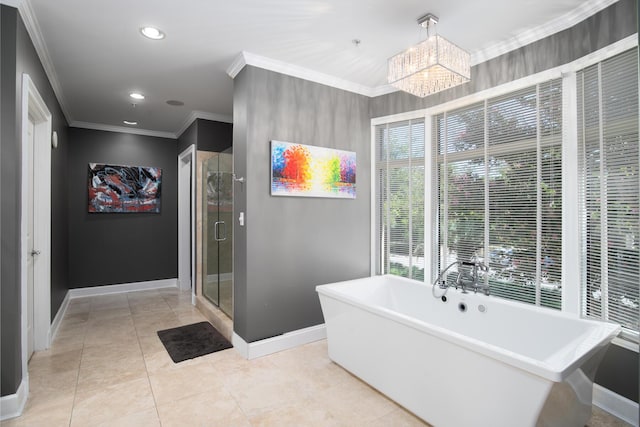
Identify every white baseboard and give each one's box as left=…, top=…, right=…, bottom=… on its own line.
left=0, top=378, right=28, bottom=421
left=593, top=384, right=639, bottom=426
left=233, top=324, right=326, bottom=360
left=50, top=291, right=71, bottom=342
left=68, top=278, right=178, bottom=299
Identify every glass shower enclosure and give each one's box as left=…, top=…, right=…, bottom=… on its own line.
left=202, top=152, right=233, bottom=318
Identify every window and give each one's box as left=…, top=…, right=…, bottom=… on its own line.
left=376, top=119, right=425, bottom=280
left=373, top=44, right=638, bottom=338
left=578, top=48, right=639, bottom=339
left=435, top=79, right=563, bottom=309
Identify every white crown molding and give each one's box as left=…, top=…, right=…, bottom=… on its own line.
left=229, top=51, right=377, bottom=97
left=18, top=0, right=73, bottom=125
left=70, top=121, right=176, bottom=139
left=370, top=84, right=399, bottom=98
left=471, top=0, right=619, bottom=65
left=175, top=110, right=233, bottom=139
left=226, top=53, right=247, bottom=79
left=0, top=0, right=22, bottom=7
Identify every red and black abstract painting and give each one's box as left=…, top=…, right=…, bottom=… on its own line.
left=88, top=163, right=162, bottom=213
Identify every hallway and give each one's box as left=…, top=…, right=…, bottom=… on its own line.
left=3, top=288, right=630, bottom=426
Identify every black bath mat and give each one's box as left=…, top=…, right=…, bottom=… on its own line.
left=157, top=321, right=232, bottom=363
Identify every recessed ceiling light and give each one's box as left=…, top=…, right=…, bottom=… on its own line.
left=129, top=92, right=145, bottom=100
left=123, top=120, right=138, bottom=125
left=140, top=26, right=165, bottom=40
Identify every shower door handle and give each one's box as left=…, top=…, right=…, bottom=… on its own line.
left=214, top=221, right=227, bottom=242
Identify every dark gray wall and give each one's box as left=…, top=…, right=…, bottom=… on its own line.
left=595, top=344, right=639, bottom=402
left=177, top=118, right=232, bottom=154
left=369, top=0, right=638, bottom=403
left=233, top=66, right=370, bottom=342
left=197, top=119, right=232, bottom=152
left=177, top=119, right=197, bottom=154
left=1, top=5, right=69, bottom=397
left=67, top=128, right=177, bottom=288
left=1, top=4, right=22, bottom=398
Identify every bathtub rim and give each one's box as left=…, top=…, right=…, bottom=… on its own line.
left=316, top=274, right=621, bottom=382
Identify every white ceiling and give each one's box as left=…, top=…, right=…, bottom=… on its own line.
left=19, top=0, right=614, bottom=138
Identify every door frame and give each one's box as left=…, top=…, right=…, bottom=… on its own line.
left=178, top=144, right=196, bottom=303
left=20, top=74, right=52, bottom=383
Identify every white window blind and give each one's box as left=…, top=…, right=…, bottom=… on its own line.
left=578, top=48, right=639, bottom=339
left=436, top=79, right=563, bottom=309
left=376, top=119, right=425, bottom=280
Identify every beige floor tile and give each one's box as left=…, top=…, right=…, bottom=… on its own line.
left=88, top=306, right=132, bottom=321
left=129, top=300, right=173, bottom=316
left=71, top=377, right=156, bottom=426
left=142, top=348, right=177, bottom=374
left=62, top=311, right=91, bottom=326
left=156, top=387, right=250, bottom=427
left=128, top=296, right=170, bottom=309
left=91, top=297, right=130, bottom=311
left=82, top=328, right=138, bottom=348
left=92, top=408, right=161, bottom=427
left=311, top=374, right=398, bottom=423
left=76, top=355, right=148, bottom=394
left=79, top=339, right=142, bottom=367
left=148, top=358, right=226, bottom=404
left=55, top=321, right=89, bottom=339
left=132, top=309, right=178, bottom=323
left=137, top=333, right=167, bottom=356
left=86, top=314, right=135, bottom=331
left=135, top=318, right=182, bottom=337
left=223, top=359, right=312, bottom=418
left=366, top=408, right=431, bottom=427
left=6, top=386, right=76, bottom=427
left=2, top=400, right=73, bottom=427
left=249, top=399, right=343, bottom=427
left=28, top=369, right=78, bottom=398
left=47, top=333, right=86, bottom=353
left=28, top=348, right=83, bottom=377
left=175, top=312, right=208, bottom=326
left=170, top=303, right=203, bottom=316
left=65, top=300, right=91, bottom=316
left=264, top=342, right=354, bottom=393
left=163, top=294, right=193, bottom=309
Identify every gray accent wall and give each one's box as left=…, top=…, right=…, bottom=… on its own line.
left=369, top=0, right=638, bottom=404
left=1, top=4, right=22, bottom=398
left=1, top=5, right=69, bottom=397
left=233, top=66, right=371, bottom=342
left=177, top=119, right=197, bottom=154
left=177, top=118, right=232, bottom=154
left=67, top=128, right=178, bottom=288
left=197, top=119, right=232, bottom=152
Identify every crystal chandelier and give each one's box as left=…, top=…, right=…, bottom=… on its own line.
left=388, top=14, right=470, bottom=97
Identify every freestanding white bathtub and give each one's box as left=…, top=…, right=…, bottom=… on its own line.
left=316, top=275, right=620, bottom=427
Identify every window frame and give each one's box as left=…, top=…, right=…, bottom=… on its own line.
left=370, top=35, right=638, bottom=350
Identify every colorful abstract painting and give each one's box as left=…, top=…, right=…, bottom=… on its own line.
left=271, top=141, right=356, bottom=198
left=88, top=163, right=162, bottom=213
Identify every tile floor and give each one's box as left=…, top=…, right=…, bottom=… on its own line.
left=3, top=288, right=632, bottom=426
